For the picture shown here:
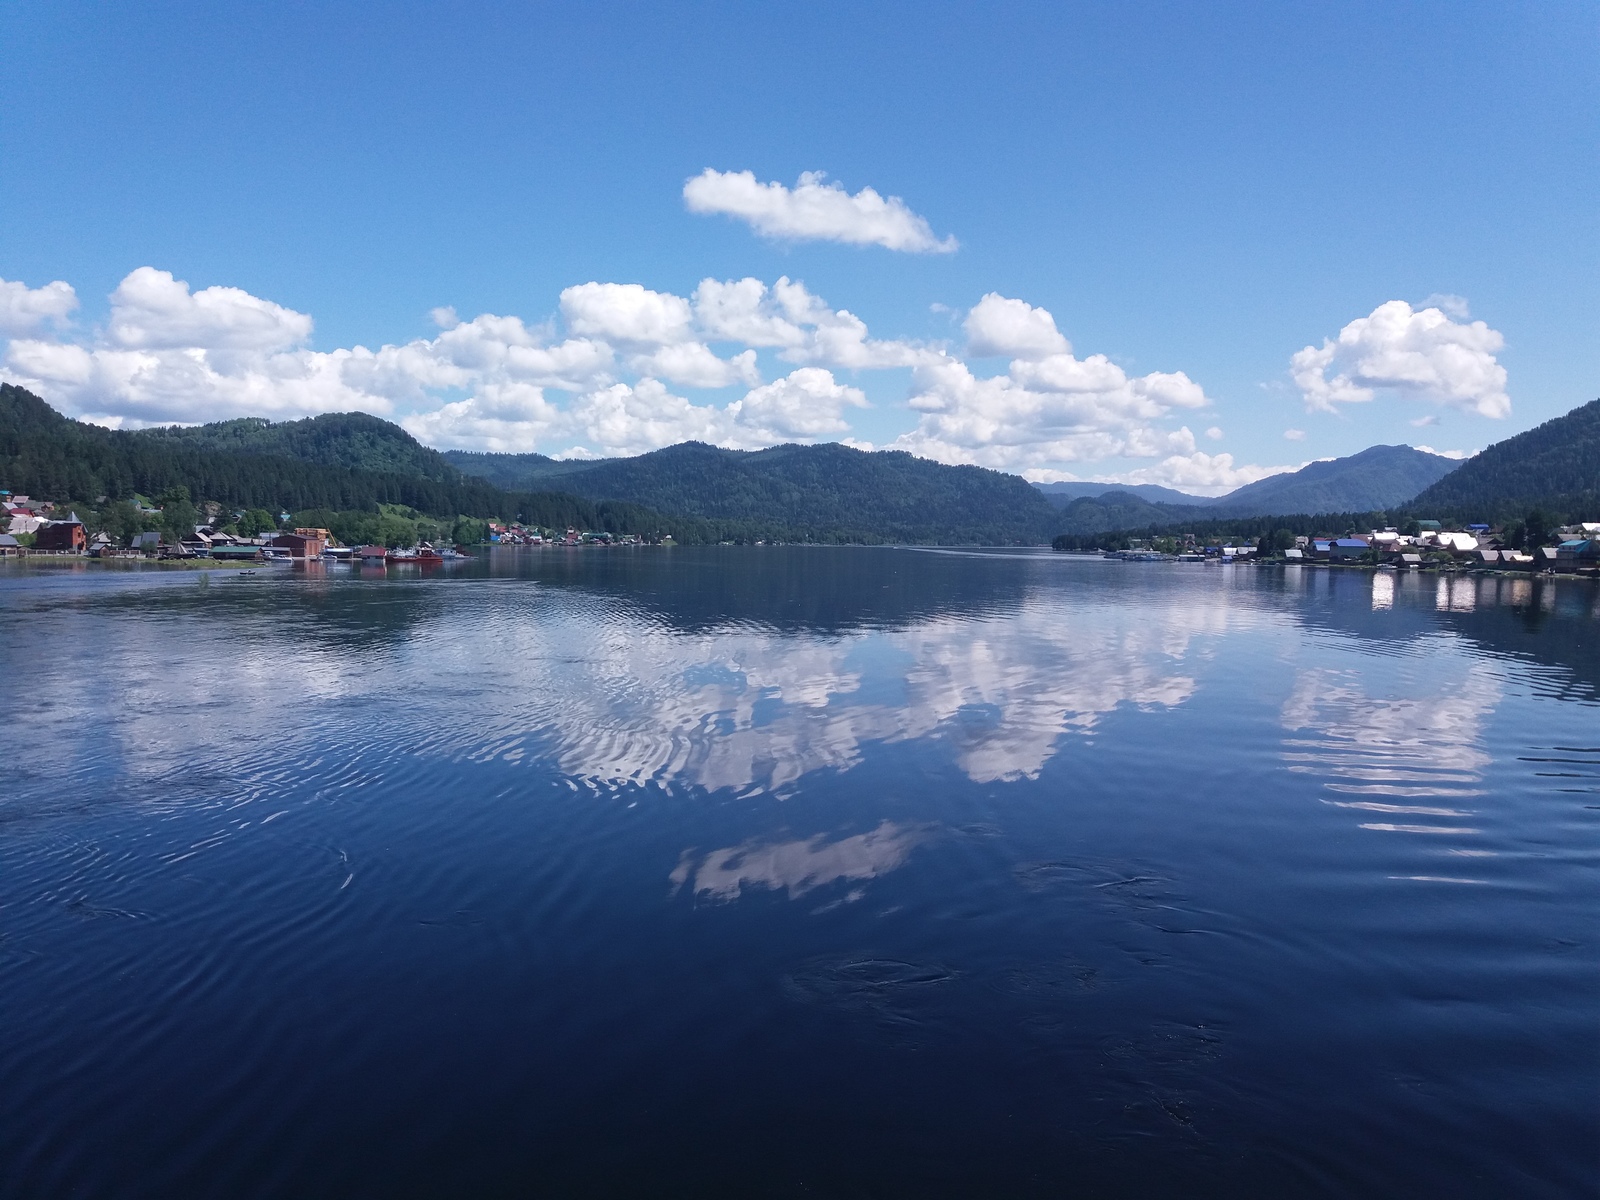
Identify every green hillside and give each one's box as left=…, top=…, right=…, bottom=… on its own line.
left=448, top=441, right=1063, bottom=544
left=1408, top=399, right=1600, bottom=521
left=134, top=412, right=461, bottom=482
left=0, top=384, right=680, bottom=537
left=1048, top=491, right=1188, bottom=534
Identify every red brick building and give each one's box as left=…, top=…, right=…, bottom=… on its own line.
left=269, top=528, right=329, bottom=558
left=33, top=513, right=87, bottom=552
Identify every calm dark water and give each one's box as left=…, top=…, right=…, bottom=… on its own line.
left=1, top=548, right=1595, bottom=1199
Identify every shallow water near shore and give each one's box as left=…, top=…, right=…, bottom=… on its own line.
left=1, top=547, right=1595, bottom=1198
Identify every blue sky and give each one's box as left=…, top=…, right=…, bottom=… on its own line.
left=1, top=0, right=1594, bottom=491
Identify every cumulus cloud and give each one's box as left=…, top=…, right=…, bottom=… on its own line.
left=4, top=267, right=1252, bottom=478
left=1419, top=293, right=1470, bottom=319
left=1291, top=300, right=1510, bottom=419
left=400, top=383, right=567, bottom=454
left=1414, top=445, right=1475, bottom=461
left=0, top=277, right=78, bottom=336
left=1284, top=428, right=1306, bottom=440
left=888, top=348, right=1211, bottom=473
left=407, top=367, right=868, bottom=456
left=1205, top=426, right=1223, bottom=440
left=105, top=267, right=313, bottom=352
left=963, top=294, right=1070, bottom=360
left=692, top=275, right=933, bottom=369
left=626, top=343, right=760, bottom=389
left=731, top=367, right=868, bottom=439
left=683, top=169, right=957, bottom=253
left=560, top=282, right=694, bottom=346
left=5, top=272, right=627, bottom=428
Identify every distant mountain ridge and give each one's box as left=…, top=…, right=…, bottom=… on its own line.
left=1407, top=398, right=1600, bottom=520
left=446, top=442, right=1062, bottom=544
left=1033, top=481, right=1205, bottom=507
left=1040, top=445, right=1460, bottom=533
left=17, top=382, right=1576, bottom=544
left=1206, top=445, right=1457, bottom=516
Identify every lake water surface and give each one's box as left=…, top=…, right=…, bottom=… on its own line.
left=1, top=548, right=1595, bottom=1198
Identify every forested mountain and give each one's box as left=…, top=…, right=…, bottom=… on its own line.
left=1407, top=398, right=1600, bottom=521
left=443, top=450, right=600, bottom=490
left=1206, top=445, right=1456, bottom=516
left=0, top=384, right=678, bottom=536
left=134, top=412, right=461, bottom=481
left=448, top=441, right=1063, bottom=543
left=1033, top=481, right=1205, bottom=507
left=0, top=388, right=1062, bottom=543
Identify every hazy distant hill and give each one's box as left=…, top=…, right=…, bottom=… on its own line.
left=1034, top=445, right=1455, bottom=522
left=1044, top=445, right=1459, bottom=533
left=1408, top=399, right=1600, bottom=520
left=448, top=441, right=1062, bottom=543
left=1047, top=491, right=1187, bottom=534
left=1206, top=445, right=1457, bottom=517
left=1033, top=480, right=1206, bottom=507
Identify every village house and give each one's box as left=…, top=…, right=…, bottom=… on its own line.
left=1329, top=537, right=1370, bottom=562
left=33, top=513, right=87, bottom=553
left=268, top=527, right=329, bottom=558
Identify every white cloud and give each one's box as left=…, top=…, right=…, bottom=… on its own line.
left=5, top=268, right=1240, bottom=480
left=1419, top=293, right=1470, bottom=319
left=1291, top=300, right=1510, bottom=419
left=693, top=277, right=809, bottom=348
left=566, top=379, right=731, bottom=457
left=1205, top=426, right=1223, bottom=440
left=731, top=368, right=867, bottom=439
left=1284, top=428, right=1306, bottom=440
left=4, top=270, right=623, bottom=427
left=692, top=275, right=932, bottom=370
left=1414, top=445, right=1475, bottom=461
left=400, top=383, right=566, bottom=453
left=888, top=348, right=1211, bottom=472
left=409, top=364, right=872, bottom=458
left=683, top=169, right=957, bottom=253
left=106, top=267, right=312, bottom=352
left=626, top=343, right=760, bottom=389
left=559, top=282, right=694, bottom=346
left=963, top=294, right=1070, bottom=360
left=1409, top=414, right=1440, bottom=427
left=0, top=277, right=78, bottom=336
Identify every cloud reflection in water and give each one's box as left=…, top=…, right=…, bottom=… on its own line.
left=670, top=820, right=926, bottom=902
left=1280, top=666, right=1500, bottom=839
